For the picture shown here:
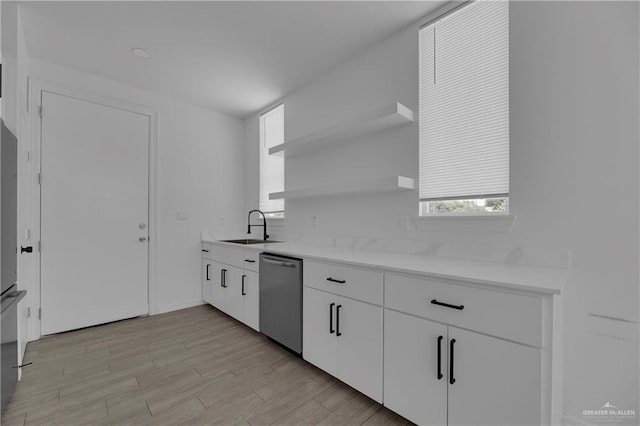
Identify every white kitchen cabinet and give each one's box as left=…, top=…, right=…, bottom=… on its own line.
left=242, top=270, right=260, bottom=331
left=303, top=286, right=383, bottom=403
left=206, top=244, right=260, bottom=331
left=385, top=309, right=542, bottom=426
left=201, top=258, right=212, bottom=304
left=209, top=261, right=226, bottom=312
left=334, top=295, right=383, bottom=402
left=223, top=265, right=244, bottom=321
left=209, top=261, right=244, bottom=322
left=201, top=243, right=213, bottom=304
left=447, top=327, right=541, bottom=426
left=202, top=241, right=558, bottom=425
left=303, top=287, right=338, bottom=375
left=384, top=309, right=447, bottom=426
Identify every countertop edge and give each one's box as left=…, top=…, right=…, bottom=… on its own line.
left=202, top=239, right=564, bottom=295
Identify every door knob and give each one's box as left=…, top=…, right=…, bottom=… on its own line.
left=139, top=237, right=147, bottom=242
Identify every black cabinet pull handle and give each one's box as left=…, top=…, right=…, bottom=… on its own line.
left=242, top=275, right=247, bottom=295
left=11, top=362, right=32, bottom=369
left=244, top=259, right=256, bottom=263
left=206, top=264, right=210, bottom=281
left=21, top=246, right=33, bottom=253
left=201, top=249, right=209, bottom=253
left=329, top=303, right=335, bottom=334
left=431, top=299, right=464, bottom=311
left=449, top=338, right=456, bottom=385
left=336, top=305, right=342, bottom=336
left=437, top=335, right=443, bottom=380
left=326, top=277, right=346, bottom=284
left=221, top=269, right=227, bottom=288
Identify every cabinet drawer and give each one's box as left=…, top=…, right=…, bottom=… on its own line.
left=304, top=260, right=383, bottom=306
left=201, top=242, right=213, bottom=260
left=385, top=274, right=543, bottom=347
left=242, top=250, right=260, bottom=272
left=209, top=244, right=244, bottom=268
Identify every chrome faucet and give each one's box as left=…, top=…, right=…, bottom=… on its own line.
left=247, top=210, right=269, bottom=241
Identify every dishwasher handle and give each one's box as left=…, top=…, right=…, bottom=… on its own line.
left=261, top=257, right=299, bottom=268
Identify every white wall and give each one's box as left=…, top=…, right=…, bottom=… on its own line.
left=27, top=58, right=246, bottom=316
left=244, top=1, right=639, bottom=421
left=1, top=1, right=18, bottom=135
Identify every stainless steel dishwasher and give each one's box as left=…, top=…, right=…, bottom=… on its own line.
left=259, top=253, right=303, bottom=354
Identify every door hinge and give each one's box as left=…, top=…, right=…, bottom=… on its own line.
left=25, top=150, right=31, bottom=162
left=37, top=173, right=42, bottom=185
left=38, top=105, right=44, bottom=118
left=37, top=241, right=41, bottom=252
left=38, top=308, right=41, bottom=319
left=27, top=307, right=31, bottom=318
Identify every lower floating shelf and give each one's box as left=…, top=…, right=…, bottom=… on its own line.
left=269, top=176, right=415, bottom=200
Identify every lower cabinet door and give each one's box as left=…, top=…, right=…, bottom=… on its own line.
left=303, top=287, right=338, bottom=376
left=447, top=327, right=542, bottom=426
left=210, top=262, right=227, bottom=312
left=225, top=265, right=244, bottom=322
left=336, top=296, right=383, bottom=403
left=384, top=309, right=448, bottom=425
left=201, top=259, right=212, bottom=304
left=242, top=270, right=259, bottom=331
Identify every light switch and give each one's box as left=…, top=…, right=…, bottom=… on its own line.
left=177, top=210, right=188, bottom=221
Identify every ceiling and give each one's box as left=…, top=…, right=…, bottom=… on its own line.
left=20, top=1, right=446, bottom=118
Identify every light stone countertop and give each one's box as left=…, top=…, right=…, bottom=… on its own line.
left=202, top=237, right=566, bottom=295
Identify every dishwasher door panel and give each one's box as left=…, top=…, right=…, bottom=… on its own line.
left=259, top=254, right=303, bottom=354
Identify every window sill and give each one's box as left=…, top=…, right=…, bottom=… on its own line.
left=414, top=214, right=516, bottom=233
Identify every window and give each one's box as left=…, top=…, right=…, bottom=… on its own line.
left=259, top=104, right=285, bottom=218
left=419, top=1, right=509, bottom=215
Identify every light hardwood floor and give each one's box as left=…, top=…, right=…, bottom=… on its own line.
left=3, top=305, right=412, bottom=425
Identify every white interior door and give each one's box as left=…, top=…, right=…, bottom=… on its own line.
left=40, top=91, right=149, bottom=335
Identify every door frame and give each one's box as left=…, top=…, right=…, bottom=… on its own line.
left=27, top=79, right=159, bottom=340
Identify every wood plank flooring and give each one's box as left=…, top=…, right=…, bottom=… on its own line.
left=3, top=305, right=412, bottom=425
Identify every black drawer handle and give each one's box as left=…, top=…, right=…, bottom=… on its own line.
left=329, top=303, right=335, bottom=334
left=241, top=274, right=247, bottom=295
left=437, top=335, right=443, bottom=380
left=450, top=338, right=456, bottom=385
left=21, top=246, right=33, bottom=253
left=326, top=277, right=346, bottom=284
left=206, top=264, right=210, bottom=281
left=201, top=249, right=209, bottom=253
left=336, top=305, right=342, bottom=336
left=431, top=299, right=464, bottom=311
left=244, top=259, right=256, bottom=263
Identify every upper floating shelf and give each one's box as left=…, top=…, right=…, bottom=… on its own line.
left=269, top=176, right=416, bottom=200
left=269, top=102, right=415, bottom=158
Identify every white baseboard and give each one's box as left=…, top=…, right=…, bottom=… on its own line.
left=156, top=299, right=204, bottom=315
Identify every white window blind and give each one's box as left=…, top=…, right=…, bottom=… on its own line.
left=419, top=1, right=509, bottom=202
left=259, top=104, right=285, bottom=216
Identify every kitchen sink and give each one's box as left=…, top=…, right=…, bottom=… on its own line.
left=220, top=239, right=281, bottom=245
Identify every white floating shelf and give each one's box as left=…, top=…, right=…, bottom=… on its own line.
left=269, top=176, right=416, bottom=200
left=269, top=102, right=414, bottom=158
